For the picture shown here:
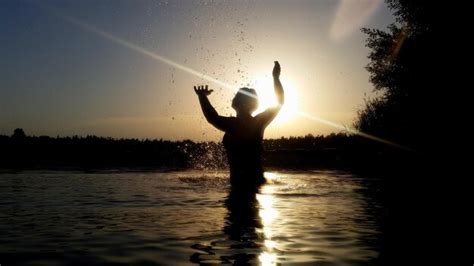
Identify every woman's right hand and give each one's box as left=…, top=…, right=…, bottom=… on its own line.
left=194, top=85, right=213, bottom=96
left=272, top=61, right=281, bottom=79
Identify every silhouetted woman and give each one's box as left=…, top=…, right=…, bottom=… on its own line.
left=194, top=61, right=284, bottom=190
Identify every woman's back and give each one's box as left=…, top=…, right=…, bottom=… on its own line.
left=222, top=115, right=266, bottom=186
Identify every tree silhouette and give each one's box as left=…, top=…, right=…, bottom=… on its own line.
left=12, top=128, right=26, bottom=139
left=0, top=129, right=362, bottom=171
left=355, top=0, right=440, bottom=152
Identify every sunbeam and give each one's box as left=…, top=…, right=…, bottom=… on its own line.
left=38, top=3, right=413, bottom=152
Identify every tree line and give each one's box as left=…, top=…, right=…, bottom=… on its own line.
left=1, top=128, right=414, bottom=173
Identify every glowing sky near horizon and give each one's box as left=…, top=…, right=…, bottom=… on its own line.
left=0, top=0, right=394, bottom=140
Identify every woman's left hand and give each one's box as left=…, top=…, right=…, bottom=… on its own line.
left=194, top=85, right=213, bottom=96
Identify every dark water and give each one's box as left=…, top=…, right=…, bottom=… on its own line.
left=0, top=170, right=384, bottom=265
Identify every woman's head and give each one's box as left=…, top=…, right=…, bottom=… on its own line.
left=232, top=87, right=258, bottom=114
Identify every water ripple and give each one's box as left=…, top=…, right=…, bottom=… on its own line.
left=0, top=170, right=383, bottom=265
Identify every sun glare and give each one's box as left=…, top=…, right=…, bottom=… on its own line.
left=251, top=76, right=298, bottom=124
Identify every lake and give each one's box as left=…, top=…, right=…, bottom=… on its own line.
left=0, top=170, right=385, bottom=265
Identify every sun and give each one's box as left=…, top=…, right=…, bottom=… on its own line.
left=250, top=76, right=299, bottom=124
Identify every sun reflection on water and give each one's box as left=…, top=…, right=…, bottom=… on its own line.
left=264, top=172, right=280, bottom=183
left=257, top=178, right=279, bottom=266
left=259, top=251, right=277, bottom=266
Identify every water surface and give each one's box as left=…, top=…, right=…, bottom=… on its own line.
left=0, top=170, right=384, bottom=265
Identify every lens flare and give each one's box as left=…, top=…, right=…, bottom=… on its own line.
left=330, top=0, right=381, bottom=41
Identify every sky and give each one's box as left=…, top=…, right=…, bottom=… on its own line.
left=0, top=0, right=395, bottom=141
